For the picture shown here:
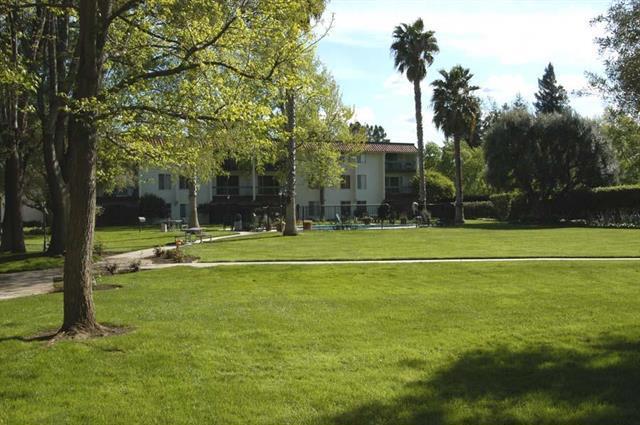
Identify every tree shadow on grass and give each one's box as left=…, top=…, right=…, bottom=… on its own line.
left=328, top=335, right=640, bottom=425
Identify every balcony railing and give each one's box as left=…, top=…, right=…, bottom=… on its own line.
left=385, top=185, right=413, bottom=195
left=213, top=185, right=283, bottom=197
left=385, top=161, right=416, bottom=172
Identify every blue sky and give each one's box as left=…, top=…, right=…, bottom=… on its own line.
left=315, top=0, right=611, bottom=145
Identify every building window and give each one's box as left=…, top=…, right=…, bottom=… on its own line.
left=340, top=201, right=351, bottom=217
left=357, top=153, right=366, bottom=164
left=216, top=175, right=239, bottom=195
left=258, top=175, right=279, bottom=195
left=158, top=173, right=172, bottom=190
left=308, top=201, right=321, bottom=217
left=355, top=201, right=367, bottom=218
left=385, top=176, right=403, bottom=193
left=340, top=175, right=351, bottom=189
left=179, top=203, right=187, bottom=219
left=357, top=174, right=367, bottom=190
left=179, top=176, right=188, bottom=190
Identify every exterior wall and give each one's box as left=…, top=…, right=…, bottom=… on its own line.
left=139, top=167, right=211, bottom=221
left=138, top=148, right=417, bottom=222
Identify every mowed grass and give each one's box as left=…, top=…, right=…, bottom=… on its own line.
left=186, top=220, right=640, bottom=261
left=0, top=226, right=235, bottom=274
left=1, top=262, right=640, bottom=424
left=93, top=225, right=235, bottom=253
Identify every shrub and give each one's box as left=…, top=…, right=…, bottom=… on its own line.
left=490, top=193, right=517, bottom=221
left=412, top=171, right=455, bottom=202
left=139, top=193, right=169, bottom=220
left=153, top=246, right=165, bottom=257
left=427, top=202, right=455, bottom=223
left=105, top=262, right=118, bottom=275
left=128, top=260, right=141, bottom=272
left=464, top=201, right=496, bottom=219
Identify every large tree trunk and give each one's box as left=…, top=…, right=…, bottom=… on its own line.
left=60, top=0, right=105, bottom=335
left=0, top=152, right=26, bottom=253
left=187, top=177, right=200, bottom=228
left=0, top=12, right=26, bottom=254
left=43, top=128, right=69, bottom=255
left=453, top=136, right=465, bottom=225
left=283, top=90, right=298, bottom=236
left=413, top=80, right=427, bottom=212
left=42, top=10, right=70, bottom=256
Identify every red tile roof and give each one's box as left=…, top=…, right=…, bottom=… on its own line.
left=361, top=142, right=418, bottom=154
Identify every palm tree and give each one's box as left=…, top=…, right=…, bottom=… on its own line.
left=391, top=18, right=439, bottom=213
left=431, top=65, right=481, bottom=224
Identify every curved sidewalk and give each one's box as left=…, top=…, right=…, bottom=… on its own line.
left=0, top=232, right=250, bottom=301
left=142, top=256, right=640, bottom=269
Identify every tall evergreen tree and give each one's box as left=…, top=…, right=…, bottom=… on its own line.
left=367, top=125, right=390, bottom=143
left=534, top=63, right=569, bottom=114
left=431, top=65, right=481, bottom=224
left=391, top=18, right=439, bottom=212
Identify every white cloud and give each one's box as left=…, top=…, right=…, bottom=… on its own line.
left=480, top=74, right=536, bottom=104
left=382, top=73, right=412, bottom=97
left=351, top=106, right=376, bottom=124
left=322, top=2, right=605, bottom=68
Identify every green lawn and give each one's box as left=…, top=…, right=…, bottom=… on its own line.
left=94, top=225, right=235, bottom=254
left=186, top=220, right=640, bottom=261
left=1, top=261, right=640, bottom=424
left=0, top=226, right=235, bottom=274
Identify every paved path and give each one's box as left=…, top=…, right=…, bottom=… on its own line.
left=2, top=230, right=639, bottom=301
left=0, top=268, right=62, bottom=300
left=0, top=232, right=250, bottom=301
left=104, top=232, right=252, bottom=267
left=141, top=256, right=640, bottom=270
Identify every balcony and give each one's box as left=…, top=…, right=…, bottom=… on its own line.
left=385, top=185, right=413, bottom=196
left=385, top=161, right=416, bottom=172
left=213, top=185, right=283, bottom=197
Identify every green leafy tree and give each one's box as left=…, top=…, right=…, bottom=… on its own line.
left=423, top=141, right=442, bottom=170
left=534, top=63, right=569, bottom=114
left=0, top=2, right=43, bottom=253
left=601, top=110, right=640, bottom=183
left=485, top=108, right=617, bottom=214
left=437, top=141, right=489, bottom=197
left=11, top=0, right=329, bottom=337
left=391, top=18, right=439, bottom=211
left=431, top=65, right=481, bottom=224
left=591, top=0, right=640, bottom=117
left=275, top=59, right=361, bottom=236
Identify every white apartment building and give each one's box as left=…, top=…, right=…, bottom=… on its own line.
left=138, top=142, right=418, bottom=223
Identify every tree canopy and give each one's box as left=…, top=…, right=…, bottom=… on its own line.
left=592, top=0, right=640, bottom=117
left=484, top=108, right=617, bottom=207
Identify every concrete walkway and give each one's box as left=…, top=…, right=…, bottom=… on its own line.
left=0, top=231, right=250, bottom=301
left=141, top=256, right=640, bottom=270
left=0, top=268, right=62, bottom=300
left=103, top=232, right=252, bottom=268
left=2, top=230, right=639, bottom=301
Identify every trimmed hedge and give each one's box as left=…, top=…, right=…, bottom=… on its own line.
left=426, top=202, right=454, bottom=223
left=490, top=193, right=518, bottom=221
left=464, top=201, right=497, bottom=219
left=491, top=185, right=640, bottom=226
